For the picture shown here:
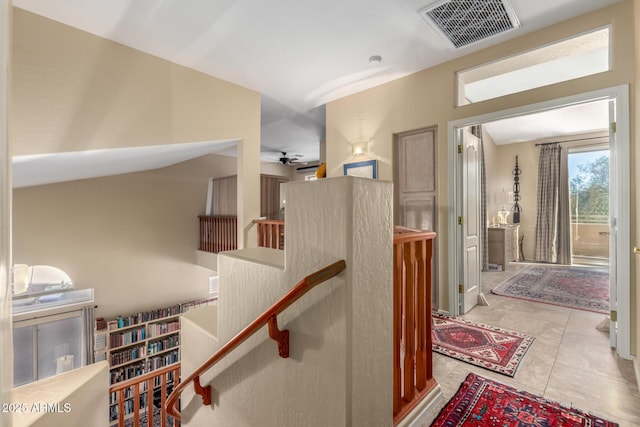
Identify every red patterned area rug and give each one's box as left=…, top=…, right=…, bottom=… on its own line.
left=432, top=314, right=534, bottom=377
left=431, top=373, right=619, bottom=427
left=491, top=265, right=609, bottom=314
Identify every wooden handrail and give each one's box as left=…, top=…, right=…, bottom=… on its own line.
left=165, top=259, right=347, bottom=420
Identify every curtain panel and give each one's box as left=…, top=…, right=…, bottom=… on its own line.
left=534, top=144, right=571, bottom=263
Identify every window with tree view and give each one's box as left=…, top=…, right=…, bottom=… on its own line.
left=568, top=149, right=610, bottom=261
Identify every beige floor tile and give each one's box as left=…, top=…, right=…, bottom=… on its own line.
left=425, top=262, right=640, bottom=426
left=545, top=363, right=640, bottom=425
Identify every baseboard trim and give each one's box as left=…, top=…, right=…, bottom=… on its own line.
left=395, top=383, right=444, bottom=427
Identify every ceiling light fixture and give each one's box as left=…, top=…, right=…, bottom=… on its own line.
left=368, top=55, right=382, bottom=65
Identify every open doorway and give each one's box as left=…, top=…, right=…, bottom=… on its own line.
left=447, top=86, right=631, bottom=360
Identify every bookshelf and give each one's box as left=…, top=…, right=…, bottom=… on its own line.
left=98, top=297, right=216, bottom=425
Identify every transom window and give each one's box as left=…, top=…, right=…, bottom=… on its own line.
left=457, top=27, right=610, bottom=106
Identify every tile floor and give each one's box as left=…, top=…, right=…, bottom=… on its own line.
left=423, top=263, right=640, bottom=426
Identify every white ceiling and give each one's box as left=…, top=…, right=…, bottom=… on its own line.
left=484, top=99, right=610, bottom=145
left=11, top=0, right=620, bottom=186
left=12, top=139, right=238, bottom=188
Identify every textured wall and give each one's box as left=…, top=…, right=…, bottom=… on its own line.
left=181, top=176, right=393, bottom=426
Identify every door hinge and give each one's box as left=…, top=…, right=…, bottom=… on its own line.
left=457, top=144, right=463, bottom=154
left=610, top=122, right=617, bottom=133
left=458, top=284, right=464, bottom=293
left=610, top=310, right=617, bottom=322
left=458, top=216, right=463, bottom=225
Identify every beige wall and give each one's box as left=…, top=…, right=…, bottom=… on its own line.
left=11, top=8, right=261, bottom=156
left=10, top=6, right=269, bottom=320
left=11, top=362, right=109, bottom=427
left=633, top=0, right=640, bottom=372
left=183, top=177, right=394, bottom=426
left=12, top=152, right=289, bottom=321
left=326, top=0, right=636, bottom=349
left=13, top=154, right=233, bottom=320
left=1, top=0, right=11, bottom=420
left=488, top=141, right=538, bottom=259
left=11, top=7, right=262, bottom=251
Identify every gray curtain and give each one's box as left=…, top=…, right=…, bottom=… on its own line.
left=471, top=125, right=489, bottom=271
left=534, top=144, right=571, bottom=263
left=84, top=305, right=95, bottom=364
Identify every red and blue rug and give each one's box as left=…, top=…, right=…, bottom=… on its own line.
left=431, top=373, right=619, bottom=427
left=432, top=314, right=534, bottom=377
left=491, top=265, right=609, bottom=314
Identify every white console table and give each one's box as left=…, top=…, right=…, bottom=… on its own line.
left=488, top=225, right=519, bottom=271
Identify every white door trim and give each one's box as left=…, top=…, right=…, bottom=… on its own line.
left=447, top=85, right=631, bottom=360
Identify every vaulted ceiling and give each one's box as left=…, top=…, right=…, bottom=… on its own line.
left=11, top=0, right=620, bottom=186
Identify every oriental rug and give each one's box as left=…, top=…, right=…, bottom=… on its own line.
left=431, top=373, right=619, bottom=427
left=432, top=314, right=534, bottom=377
left=491, top=265, right=609, bottom=314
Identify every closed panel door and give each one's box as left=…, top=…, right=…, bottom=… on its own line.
left=396, top=127, right=438, bottom=305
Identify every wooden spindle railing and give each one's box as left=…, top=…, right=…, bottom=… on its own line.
left=392, top=226, right=437, bottom=425
left=109, top=363, right=181, bottom=427
left=165, top=260, right=346, bottom=421
left=253, top=219, right=285, bottom=250
left=198, top=215, right=237, bottom=253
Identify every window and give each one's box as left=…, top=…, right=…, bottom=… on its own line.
left=569, top=147, right=610, bottom=262
left=457, top=27, right=610, bottom=106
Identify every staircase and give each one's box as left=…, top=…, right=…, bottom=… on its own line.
left=176, top=176, right=441, bottom=426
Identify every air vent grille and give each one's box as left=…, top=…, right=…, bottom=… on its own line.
left=420, top=0, right=520, bottom=49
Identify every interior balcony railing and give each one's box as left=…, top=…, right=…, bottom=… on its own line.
left=198, top=215, right=238, bottom=253
left=164, top=260, right=347, bottom=421
left=109, top=363, right=181, bottom=427
left=253, top=219, right=285, bottom=250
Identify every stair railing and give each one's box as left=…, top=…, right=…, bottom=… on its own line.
left=165, top=260, right=347, bottom=420
left=109, top=363, right=181, bottom=427
left=392, top=226, right=437, bottom=424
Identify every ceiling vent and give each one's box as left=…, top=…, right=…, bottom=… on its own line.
left=419, top=0, right=520, bottom=49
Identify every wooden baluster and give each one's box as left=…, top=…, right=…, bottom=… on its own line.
left=171, top=367, right=179, bottom=427
left=212, top=218, right=218, bottom=253
left=222, top=217, right=227, bottom=251
left=271, top=223, right=277, bottom=248
left=147, top=376, right=154, bottom=427
left=207, top=218, right=211, bottom=252
left=222, top=217, right=226, bottom=251
left=415, top=240, right=427, bottom=391
left=118, top=389, right=125, bottom=427
left=425, top=239, right=433, bottom=382
left=403, top=241, right=416, bottom=402
left=232, top=217, right=237, bottom=250
left=133, top=382, right=140, bottom=427
left=161, top=373, right=167, bottom=427
left=392, top=239, right=403, bottom=415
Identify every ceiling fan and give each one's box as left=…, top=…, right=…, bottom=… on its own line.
left=278, top=152, right=303, bottom=165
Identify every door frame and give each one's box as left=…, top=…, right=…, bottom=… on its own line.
left=447, top=85, right=631, bottom=360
